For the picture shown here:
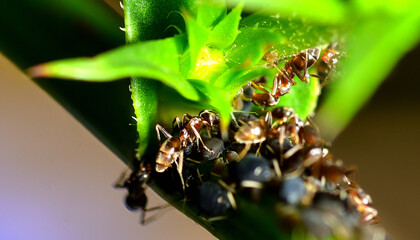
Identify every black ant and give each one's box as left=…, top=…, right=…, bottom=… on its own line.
left=155, top=110, right=219, bottom=191
left=114, top=164, right=167, bottom=225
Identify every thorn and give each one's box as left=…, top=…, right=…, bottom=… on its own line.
left=119, top=27, right=126, bottom=32
left=119, top=1, right=124, bottom=9
left=131, top=116, right=138, bottom=122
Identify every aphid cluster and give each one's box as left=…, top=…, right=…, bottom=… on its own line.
left=115, top=45, right=386, bottom=239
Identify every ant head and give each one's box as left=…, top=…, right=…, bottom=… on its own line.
left=199, top=110, right=220, bottom=126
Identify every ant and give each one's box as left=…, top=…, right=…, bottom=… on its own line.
left=346, top=181, right=378, bottom=223
left=316, top=42, right=343, bottom=85
left=234, top=111, right=274, bottom=158
left=155, top=110, right=219, bottom=191
left=241, top=48, right=323, bottom=108
left=114, top=164, right=168, bottom=225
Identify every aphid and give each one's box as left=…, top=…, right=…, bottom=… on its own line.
left=264, top=137, right=294, bottom=160
left=199, top=137, right=224, bottom=161
left=234, top=154, right=272, bottom=188
left=155, top=111, right=217, bottom=191
left=199, top=182, right=232, bottom=217
left=271, top=107, right=295, bottom=123
left=302, top=192, right=360, bottom=240
left=278, top=176, right=307, bottom=206
left=115, top=165, right=163, bottom=224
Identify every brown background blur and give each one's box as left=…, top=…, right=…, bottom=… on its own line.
left=1, top=2, right=420, bottom=239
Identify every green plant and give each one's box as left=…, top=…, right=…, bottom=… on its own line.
left=2, top=0, right=420, bottom=239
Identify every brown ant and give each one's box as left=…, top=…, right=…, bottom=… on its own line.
left=344, top=180, right=378, bottom=223
left=240, top=48, right=323, bottom=108
left=234, top=111, right=273, bottom=158
left=155, top=110, right=218, bottom=191
left=316, top=42, right=342, bottom=85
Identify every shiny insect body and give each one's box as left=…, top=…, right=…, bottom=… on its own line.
left=243, top=48, right=322, bottom=108
left=155, top=110, right=218, bottom=191
left=115, top=165, right=162, bottom=225
left=316, top=42, right=342, bottom=84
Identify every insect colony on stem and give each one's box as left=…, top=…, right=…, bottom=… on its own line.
left=116, top=44, right=384, bottom=239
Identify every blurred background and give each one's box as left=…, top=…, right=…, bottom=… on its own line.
left=1, top=1, right=420, bottom=239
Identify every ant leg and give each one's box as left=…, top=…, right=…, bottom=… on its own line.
left=174, top=151, right=185, bottom=193
left=251, top=81, right=270, bottom=93
left=271, top=74, right=280, bottom=96
left=114, top=170, right=130, bottom=188
left=140, top=204, right=171, bottom=225
left=155, top=124, right=172, bottom=146
left=172, top=117, right=182, bottom=130
left=303, top=50, right=309, bottom=82
left=182, top=114, right=193, bottom=126
left=255, top=142, right=263, bottom=156
left=264, top=111, right=273, bottom=128
left=238, top=143, right=251, bottom=160
left=191, top=126, right=214, bottom=154
left=265, top=57, right=283, bottom=73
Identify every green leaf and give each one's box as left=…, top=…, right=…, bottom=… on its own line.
left=223, top=28, right=284, bottom=68
left=223, top=67, right=275, bottom=92
left=185, top=16, right=211, bottom=77
left=240, top=14, right=341, bottom=58
left=207, top=2, right=243, bottom=49
left=29, top=36, right=200, bottom=102
left=316, top=9, right=420, bottom=139
left=196, top=0, right=227, bottom=28
left=189, top=79, right=233, bottom=131
left=227, top=0, right=347, bottom=25
left=124, top=0, right=197, bottom=157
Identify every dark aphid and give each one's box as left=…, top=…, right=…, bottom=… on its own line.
left=278, top=176, right=307, bottom=205
left=199, top=182, right=231, bottom=216
left=303, top=192, right=361, bottom=240
left=271, top=107, right=295, bottom=123
left=114, top=166, right=151, bottom=224
left=264, top=137, right=294, bottom=160
left=200, top=138, right=224, bottom=161
left=234, top=154, right=272, bottom=188
left=300, top=208, right=333, bottom=239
